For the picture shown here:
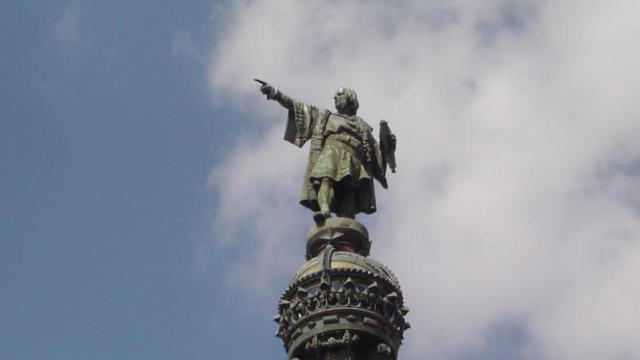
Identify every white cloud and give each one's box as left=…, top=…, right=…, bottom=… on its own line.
left=172, top=30, right=205, bottom=63
left=206, top=0, right=640, bottom=358
left=55, top=1, right=82, bottom=47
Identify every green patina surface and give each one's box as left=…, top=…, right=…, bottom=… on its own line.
left=256, top=80, right=397, bottom=223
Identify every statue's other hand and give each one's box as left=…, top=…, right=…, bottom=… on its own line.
left=260, top=84, right=277, bottom=100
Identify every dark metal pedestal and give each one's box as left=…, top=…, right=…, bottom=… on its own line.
left=275, top=218, right=410, bottom=360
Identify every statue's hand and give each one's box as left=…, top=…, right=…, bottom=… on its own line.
left=254, top=79, right=292, bottom=109
left=259, top=83, right=278, bottom=100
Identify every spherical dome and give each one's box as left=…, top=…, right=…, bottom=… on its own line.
left=289, top=251, right=401, bottom=291
left=275, top=245, right=409, bottom=360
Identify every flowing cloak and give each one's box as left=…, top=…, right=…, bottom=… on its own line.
left=283, top=99, right=388, bottom=215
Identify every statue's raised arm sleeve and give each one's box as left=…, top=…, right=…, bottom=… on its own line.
left=283, top=100, right=318, bottom=148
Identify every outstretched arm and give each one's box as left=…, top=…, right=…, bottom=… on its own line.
left=256, top=79, right=293, bottom=110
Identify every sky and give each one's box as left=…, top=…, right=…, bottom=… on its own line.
left=2, top=1, right=640, bottom=360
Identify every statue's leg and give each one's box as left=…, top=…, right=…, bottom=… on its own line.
left=316, top=177, right=334, bottom=221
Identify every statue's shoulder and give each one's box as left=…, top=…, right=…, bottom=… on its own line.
left=326, top=111, right=352, bottom=126
left=327, top=111, right=343, bottom=121
left=355, top=116, right=374, bottom=132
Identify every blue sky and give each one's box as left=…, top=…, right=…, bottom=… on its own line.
left=2, top=1, right=282, bottom=358
left=3, top=1, right=640, bottom=359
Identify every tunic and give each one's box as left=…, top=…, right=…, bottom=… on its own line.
left=283, top=99, right=387, bottom=215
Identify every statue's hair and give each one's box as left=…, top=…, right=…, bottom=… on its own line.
left=337, top=87, right=359, bottom=114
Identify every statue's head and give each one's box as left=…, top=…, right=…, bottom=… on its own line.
left=334, top=87, right=359, bottom=116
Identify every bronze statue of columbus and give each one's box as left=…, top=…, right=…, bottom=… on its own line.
left=256, top=80, right=396, bottom=223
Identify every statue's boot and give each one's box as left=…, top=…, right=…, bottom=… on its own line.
left=313, top=211, right=326, bottom=224
left=313, top=210, right=331, bottom=225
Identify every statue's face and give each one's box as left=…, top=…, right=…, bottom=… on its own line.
left=334, top=87, right=348, bottom=113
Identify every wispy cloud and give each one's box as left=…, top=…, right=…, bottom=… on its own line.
left=55, top=1, right=82, bottom=47
left=206, top=0, right=640, bottom=358
left=172, top=30, right=205, bottom=63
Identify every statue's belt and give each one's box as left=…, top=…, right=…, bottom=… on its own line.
left=324, top=135, right=365, bottom=160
